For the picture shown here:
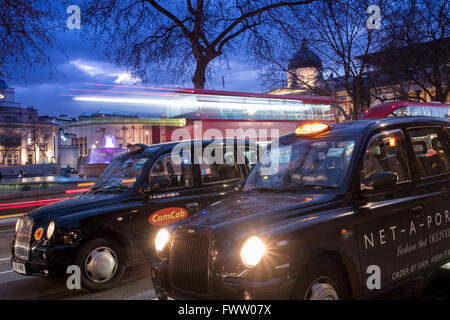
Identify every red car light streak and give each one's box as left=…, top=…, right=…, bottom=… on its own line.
left=0, top=198, right=70, bottom=210
left=65, top=188, right=91, bottom=194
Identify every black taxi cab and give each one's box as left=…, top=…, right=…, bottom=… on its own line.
left=11, top=139, right=260, bottom=291
left=151, top=117, right=450, bottom=300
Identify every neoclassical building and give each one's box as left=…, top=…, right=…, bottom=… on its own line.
left=271, top=39, right=449, bottom=118
left=269, top=41, right=354, bottom=116
left=0, top=80, right=59, bottom=166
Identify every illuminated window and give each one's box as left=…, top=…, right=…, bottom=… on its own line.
left=408, top=127, right=450, bottom=178
left=149, top=154, right=192, bottom=189
left=362, top=130, right=409, bottom=184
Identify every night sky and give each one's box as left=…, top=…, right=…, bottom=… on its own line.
left=9, top=3, right=262, bottom=119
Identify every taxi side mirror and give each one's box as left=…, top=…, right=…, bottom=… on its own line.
left=143, top=177, right=170, bottom=193
left=362, top=171, right=398, bottom=190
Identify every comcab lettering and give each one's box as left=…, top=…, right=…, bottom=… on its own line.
left=149, top=207, right=188, bottom=226
left=152, top=209, right=185, bottom=222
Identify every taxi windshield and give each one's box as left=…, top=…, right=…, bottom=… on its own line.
left=244, top=136, right=356, bottom=191
left=91, top=155, right=150, bottom=192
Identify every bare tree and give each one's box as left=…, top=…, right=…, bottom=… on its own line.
left=0, top=128, right=21, bottom=165
left=83, top=0, right=316, bottom=89
left=29, top=122, right=52, bottom=164
left=367, top=0, right=449, bottom=103
left=0, top=0, right=58, bottom=80
left=257, top=0, right=390, bottom=119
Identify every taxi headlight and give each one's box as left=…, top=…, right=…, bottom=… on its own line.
left=240, top=236, right=266, bottom=268
left=155, top=228, right=170, bottom=252
left=47, top=221, right=55, bottom=239
left=15, top=218, right=22, bottom=233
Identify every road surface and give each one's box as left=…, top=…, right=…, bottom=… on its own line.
left=0, top=228, right=157, bottom=300
left=0, top=226, right=449, bottom=300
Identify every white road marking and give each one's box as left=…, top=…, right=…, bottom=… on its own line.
left=0, top=270, right=13, bottom=275
left=0, top=257, right=10, bottom=261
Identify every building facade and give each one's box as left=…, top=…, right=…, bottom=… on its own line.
left=270, top=39, right=449, bottom=118
left=0, top=81, right=59, bottom=166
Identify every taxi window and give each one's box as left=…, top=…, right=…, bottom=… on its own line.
left=93, top=155, right=149, bottom=191
left=198, top=149, right=241, bottom=184
left=362, top=130, right=409, bottom=185
left=245, top=137, right=355, bottom=189
left=149, top=154, right=192, bottom=189
left=407, top=127, right=450, bottom=178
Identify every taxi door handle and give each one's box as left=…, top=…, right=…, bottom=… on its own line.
left=411, top=206, right=424, bottom=218
left=186, top=202, right=200, bottom=212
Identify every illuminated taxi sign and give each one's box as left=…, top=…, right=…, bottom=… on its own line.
left=127, top=143, right=147, bottom=154
left=295, top=122, right=330, bottom=136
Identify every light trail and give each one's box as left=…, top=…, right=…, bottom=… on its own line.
left=69, top=88, right=179, bottom=97
left=0, top=198, right=70, bottom=210
left=65, top=188, right=90, bottom=194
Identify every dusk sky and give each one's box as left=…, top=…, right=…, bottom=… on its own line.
left=9, top=3, right=263, bottom=118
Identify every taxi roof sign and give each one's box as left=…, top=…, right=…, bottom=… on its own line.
left=295, top=122, right=331, bottom=136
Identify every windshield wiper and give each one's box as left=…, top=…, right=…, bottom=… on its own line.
left=289, top=184, right=339, bottom=190
left=92, top=185, right=130, bottom=193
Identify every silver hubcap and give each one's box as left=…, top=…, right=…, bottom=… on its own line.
left=84, top=247, right=118, bottom=283
left=305, top=277, right=339, bottom=300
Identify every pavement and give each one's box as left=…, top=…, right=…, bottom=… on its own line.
left=0, top=215, right=448, bottom=300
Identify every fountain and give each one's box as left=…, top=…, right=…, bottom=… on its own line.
left=80, top=135, right=126, bottom=177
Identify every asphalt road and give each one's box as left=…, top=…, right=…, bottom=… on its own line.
left=0, top=226, right=449, bottom=300
left=0, top=228, right=157, bottom=300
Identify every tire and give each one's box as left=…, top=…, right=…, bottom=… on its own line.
left=73, top=237, right=126, bottom=292
left=292, top=258, right=350, bottom=300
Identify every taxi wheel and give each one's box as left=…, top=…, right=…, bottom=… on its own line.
left=74, top=238, right=126, bottom=292
left=292, top=259, right=350, bottom=300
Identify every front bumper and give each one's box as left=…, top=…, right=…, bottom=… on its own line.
left=10, top=240, right=75, bottom=277
left=151, top=261, right=296, bottom=300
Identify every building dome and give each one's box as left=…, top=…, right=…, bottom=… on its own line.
left=288, top=40, right=322, bottom=70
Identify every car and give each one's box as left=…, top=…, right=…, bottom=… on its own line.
left=11, top=139, right=261, bottom=291
left=151, top=117, right=450, bottom=300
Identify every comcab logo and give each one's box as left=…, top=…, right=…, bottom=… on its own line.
left=34, top=228, right=44, bottom=241
left=149, top=207, right=188, bottom=226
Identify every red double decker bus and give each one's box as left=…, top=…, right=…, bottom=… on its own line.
left=153, top=89, right=347, bottom=145
left=364, top=101, right=450, bottom=119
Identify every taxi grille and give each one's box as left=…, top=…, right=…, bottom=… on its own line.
left=14, top=216, right=33, bottom=261
left=168, top=230, right=211, bottom=295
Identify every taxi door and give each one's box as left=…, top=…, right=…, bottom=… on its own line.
left=129, top=145, right=247, bottom=261
left=407, top=126, right=450, bottom=269
left=130, top=152, right=202, bottom=261
left=355, top=129, right=430, bottom=295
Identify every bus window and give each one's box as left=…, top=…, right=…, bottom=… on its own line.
left=422, top=106, right=432, bottom=116
left=410, top=106, right=423, bottom=116
left=391, top=107, right=408, bottom=117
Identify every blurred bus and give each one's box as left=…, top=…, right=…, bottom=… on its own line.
left=364, top=101, right=450, bottom=119
left=155, top=89, right=348, bottom=145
